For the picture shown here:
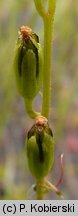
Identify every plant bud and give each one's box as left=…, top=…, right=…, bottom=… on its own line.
left=14, top=26, right=43, bottom=100
left=25, top=116, right=54, bottom=180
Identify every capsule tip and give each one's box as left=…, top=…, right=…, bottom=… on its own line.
left=35, top=116, right=48, bottom=128
left=18, top=25, right=32, bottom=40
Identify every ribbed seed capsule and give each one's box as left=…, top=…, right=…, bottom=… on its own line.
left=26, top=116, right=54, bottom=180
left=14, top=26, right=43, bottom=100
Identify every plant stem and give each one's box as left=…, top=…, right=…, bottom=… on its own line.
left=36, top=178, right=45, bottom=200
left=24, top=98, right=40, bottom=118
left=42, top=1, right=56, bottom=118
left=34, top=0, right=46, bottom=17
left=33, top=1, right=56, bottom=118
left=48, top=0, right=56, bottom=13
left=33, top=0, right=56, bottom=200
left=42, top=16, right=53, bottom=118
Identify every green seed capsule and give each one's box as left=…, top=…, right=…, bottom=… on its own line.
left=14, top=26, right=43, bottom=100
left=25, top=116, right=54, bottom=180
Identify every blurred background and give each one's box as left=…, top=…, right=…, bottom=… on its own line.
left=0, top=0, right=78, bottom=200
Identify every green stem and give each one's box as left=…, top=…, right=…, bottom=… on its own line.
left=34, top=0, right=56, bottom=118
left=24, top=98, right=40, bottom=118
left=48, top=0, right=56, bottom=13
left=36, top=178, right=45, bottom=200
left=42, top=1, right=56, bottom=118
left=42, top=16, right=53, bottom=118
left=34, top=0, right=46, bottom=17
left=33, top=0, right=56, bottom=200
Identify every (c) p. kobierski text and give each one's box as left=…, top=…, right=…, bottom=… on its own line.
left=31, top=203, right=74, bottom=213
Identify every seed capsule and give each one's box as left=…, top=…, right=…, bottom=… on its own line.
left=26, top=116, right=54, bottom=180
left=14, top=26, right=43, bottom=100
